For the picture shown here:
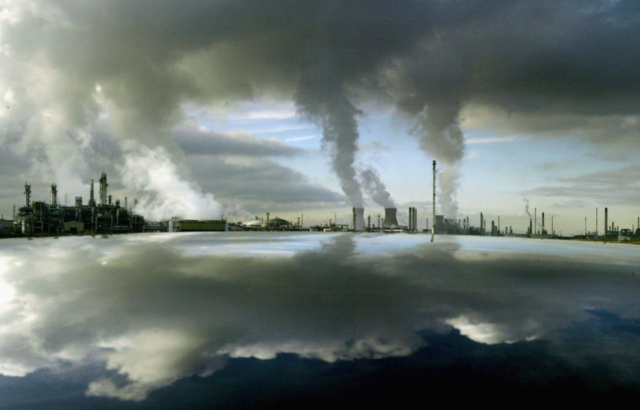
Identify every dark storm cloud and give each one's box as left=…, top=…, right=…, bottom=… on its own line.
left=188, top=156, right=343, bottom=212
left=3, top=0, right=640, bottom=214
left=0, top=234, right=639, bottom=400
left=173, top=126, right=303, bottom=158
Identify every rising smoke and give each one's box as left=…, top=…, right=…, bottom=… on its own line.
left=523, top=198, right=532, bottom=219
left=120, top=142, right=223, bottom=221
left=360, top=168, right=395, bottom=208
left=2, top=1, right=640, bottom=216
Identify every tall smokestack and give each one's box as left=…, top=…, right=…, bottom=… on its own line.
left=431, top=160, right=436, bottom=242
left=542, top=212, right=545, bottom=230
left=353, top=208, right=365, bottom=231
left=89, top=179, right=95, bottom=207
left=99, top=173, right=108, bottom=205
left=596, top=208, right=598, bottom=237
left=24, top=183, right=31, bottom=207
left=50, top=184, right=57, bottom=206
left=605, top=207, right=608, bottom=236
left=413, top=207, right=419, bottom=231
left=383, top=208, right=399, bottom=228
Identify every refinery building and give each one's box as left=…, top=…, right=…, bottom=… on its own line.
left=17, top=173, right=144, bottom=235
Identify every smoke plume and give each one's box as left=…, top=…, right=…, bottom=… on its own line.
left=120, top=143, right=223, bottom=221
left=296, top=77, right=364, bottom=207
left=360, top=167, right=395, bottom=208
left=523, top=198, right=532, bottom=219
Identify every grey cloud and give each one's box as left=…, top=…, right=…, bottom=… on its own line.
left=188, top=156, right=344, bottom=213
left=525, top=164, right=640, bottom=205
left=173, top=126, right=303, bottom=158
left=3, top=1, right=640, bottom=215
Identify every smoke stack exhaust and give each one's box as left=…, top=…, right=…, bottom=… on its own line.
left=605, top=207, right=608, bottom=236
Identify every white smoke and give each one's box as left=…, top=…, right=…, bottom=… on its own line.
left=120, top=142, right=223, bottom=221
left=415, top=107, right=465, bottom=219
left=360, top=167, right=395, bottom=208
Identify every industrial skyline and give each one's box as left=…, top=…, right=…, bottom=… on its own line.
left=1, top=1, right=639, bottom=235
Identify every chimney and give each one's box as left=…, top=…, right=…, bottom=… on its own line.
left=89, top=179, right=95, bottom=207
left=605, top=207, right=608, bottom=236
left=50, top=184, right=57, bottom=206
left=432, top=160, right=436, bottom=242
left=99, top=173, right=108, bottom=205
left=352, top=208, right=365, bottom=231
left=24, top=183, right=31, bottom=207
left=412, top=207, right=417, bottom=232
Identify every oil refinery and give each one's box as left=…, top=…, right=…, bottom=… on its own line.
left=0, top=167, right=639, bottom=243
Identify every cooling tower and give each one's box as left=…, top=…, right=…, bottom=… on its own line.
left=352, top=207, right=365, bottom=231
left=382, top=208, right=398, bottom=228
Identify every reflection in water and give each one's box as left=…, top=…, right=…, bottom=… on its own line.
left=0, top=233, right=639, bottom=404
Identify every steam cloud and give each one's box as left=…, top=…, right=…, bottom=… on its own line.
left=2, top=1, right=640, bottom=214
left=360, top=168, right=395, bottom=208
left=121, top=143, right=223, bottom=221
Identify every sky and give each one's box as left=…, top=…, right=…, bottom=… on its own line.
left=1, top=0, right=640, bottom=234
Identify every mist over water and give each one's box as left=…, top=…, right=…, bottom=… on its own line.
left=0, top=234, right=640, bottom=406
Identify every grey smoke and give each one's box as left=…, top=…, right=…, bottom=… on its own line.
left=296, top=83, right=364, bottom=207
left=2, top=1, right=640, bottom=214
left=360, top=167, right=395, bottom=208
left=523, top=198, right=532, bottom=219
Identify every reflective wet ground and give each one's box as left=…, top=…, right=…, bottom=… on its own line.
left=1, top=233, right=639, bottom=408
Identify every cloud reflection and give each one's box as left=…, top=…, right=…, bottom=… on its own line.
left=0, top=234, right=639, bottom=401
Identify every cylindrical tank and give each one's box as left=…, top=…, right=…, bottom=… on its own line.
left=353, top=208, right=365, bottom=231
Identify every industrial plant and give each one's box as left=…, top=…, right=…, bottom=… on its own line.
left=14, top=173, right=144, bottom=235
left=0, top=164, right=639, bottom=244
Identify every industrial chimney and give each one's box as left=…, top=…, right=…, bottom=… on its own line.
left=24, top=183, right=31, bottom=207
left=431, top=160, right=436, bottom=242
left=408, top=207, right=417, bottom=231
left=50, top=184, right=57, bottom=206
left=89, top=179, right=95, bottom=207
left=382, top=208, right=399, bottom=228
left=99, top=173, right=108, bottom=206
left=605, top=207, right=608, bottom=236
left=352, top=208, right=365, bottom=231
